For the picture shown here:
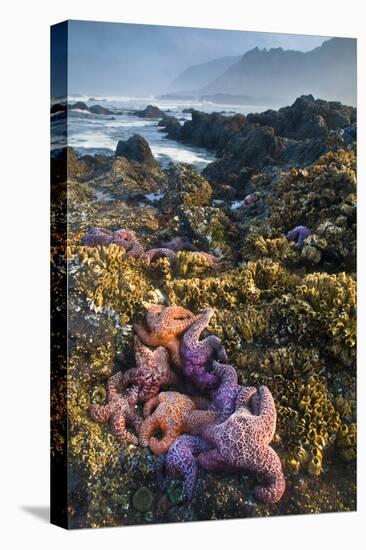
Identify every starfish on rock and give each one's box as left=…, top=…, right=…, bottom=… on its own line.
left=157, top=434, right=212, bottom=499
left=160, top=236, right=198, bottom=252
left=120, top=336, right=179, bottom=402
left=81, top=227, right=114, bottom=246
left=141, top=248, right=177, bottom=265
left=134, top=305, right=198, bottom=367
left=113, top=228, right=144, bottom=258
left=198, top=385, right=286, bottom=504
left=181, top=308, right=228, bottom=390
left=139, top=391, right=217, bottom=454
left=88, top=372, right=142, bottom=445
left=81, top=227, right=144, bottom=257
left=286, top=225, right=311, bottom=250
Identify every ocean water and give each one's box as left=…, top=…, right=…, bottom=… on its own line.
left=51, top=95, right=269, bottom=170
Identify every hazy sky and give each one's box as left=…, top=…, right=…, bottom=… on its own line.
left=52, top=20, right=329, bottom=97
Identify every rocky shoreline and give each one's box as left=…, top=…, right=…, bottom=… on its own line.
left=51, top=94, right=356, bottom=528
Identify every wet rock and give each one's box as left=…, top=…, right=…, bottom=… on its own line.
left=131, top=104, right=165, bottom=118
left=89, top=104, right=114, bottom=115
left=227, top=126, right=285, bottom=166
left=179, top=110, right=247, bottom=151
left=247, top=95, right=356, bottom=139
left=115, top=135, right=158, bottom=169
left=158, top=115, right=181, bottom=139
left=69, top=101, right=89, bottom=111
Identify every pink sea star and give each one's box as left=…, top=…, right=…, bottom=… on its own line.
left=120, top=336, right=179, bottom=402
left=88, top=372, right=142, bottom=445
left=113, top=228, right=145, bottom=258
left=81, top=227, right=144, bottom=257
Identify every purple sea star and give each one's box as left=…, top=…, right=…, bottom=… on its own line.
left=113, top=228, right=144, bottom=258
left=198, top=385, right=286, bottom=504
left=81, top=227, right=114, bottom=246
left=286, top=225, right=311, bottom=249
left=141, top=248, right=177, bottom=265
left=160, top=236, right=198, bottom=252
left=157, top=434, right=212, bottom=499
left=80, top=227, right=145, bottom=257
left=180, top=309, right=228, bottom=390
left=209, top=360, right=243, bottom=417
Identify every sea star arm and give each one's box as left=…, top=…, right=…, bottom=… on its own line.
left=212, top=360, right=238, bottom=385
left=183, top=309, right=213, bottom=346
left=165, top=339, right=183, bottom=368
left=143, top=396, right=160, bottom=417
left=236, top=386, right=258, bottom=411
left=286, top=227, right=300, bottom=241
left=107, top=372, right=124, bottom=399
left=125, top=408, right=143, bottom=435
left=133, top=324, right=158, bottom=347
left=125, top=239, right=144, bottom=258
left=166, top=443, right=198, bottom=500
left=150, top=428, right=180, bottom=454
left=161, top=307, right=196, bottom=336
left=89, top=402, right=113, bottom=423
left=256, top=386, right=277, bottom=442
left=138, top=380, right=160, bottom=402
left=197, top=448, right=227, bottom=472
left=140, top=414, right=179, bottom=454
left=120, top=368, right=138, bottom=388
left=252, top=446, right=286, bottom=504
left=139, top=414, right=160, bottom=448
left=184, top=410, right=218, bottom=433
left=110, top=407, right=138, bottom=445
left=142, top=248, right=176, bottom=265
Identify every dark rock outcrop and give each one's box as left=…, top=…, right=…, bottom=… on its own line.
left=131, top=105, right=165, bottom=118
left=70, top=101, right=89, bottom=111
left=179, top=110, right=247, bottom=151
left=158, top=115, right=181, bottom=139
left=246, top=95, right=356, bottom=140
left=115, top=135, right=158, bottom=169
left=89, top=104, right=114, bottom=115
left=51, top=102, right=115, bottom=116
left=226, top=126, right=285, bottom=166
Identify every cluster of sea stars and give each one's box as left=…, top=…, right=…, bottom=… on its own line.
left=81, top=228, right=218, bottom=266
left=89, top=304, right=285, bottom=504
